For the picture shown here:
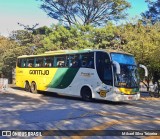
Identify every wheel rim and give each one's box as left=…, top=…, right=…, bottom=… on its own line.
left=31, top=83, right=35, bottom=91
left=30, top=82, right=37, bottom=93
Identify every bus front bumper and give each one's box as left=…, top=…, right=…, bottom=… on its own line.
left=111, top=92, right=140, bottom=101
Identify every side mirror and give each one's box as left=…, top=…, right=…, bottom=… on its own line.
left=112, top=61, right=121, bottom=74
left=139, top=64, right=148, bottom=77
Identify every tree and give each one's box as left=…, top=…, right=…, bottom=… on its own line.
left=9, top=30, right=34, bottom=46
left=91, top=22, right=120, bottom=49
left=0, top=36, right=22, bottom=81
left=42, top=24, right=94, bottom=50
left=1, top=28, right=47, bottom=81
left=116, top=21, right=160, bottom=90
left=9, top=29, right=47, bottom=54
left=142, top=0, right=160, bottom=24
left=0, top=36, right=14, bottom=76
left=0, top=24, right=54, bottom=81
left=33, top=26, right=52, bottom=35
left=38, top=0, right=130, bottom=26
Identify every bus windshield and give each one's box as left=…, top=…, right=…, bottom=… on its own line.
left=111, top=53, right=139, bottom=88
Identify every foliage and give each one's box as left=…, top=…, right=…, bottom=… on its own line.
left=142, top=0, right=160, bottom=24
left=115, top=21, right=160, bottom=86
left=9, top=30, right=34, bottom=46
left=91, top=23, right=120, bottom=49
left=0, top=36, right=27, bottom=79
left=42, top=23, right=120, bottom=50
left=42, top=24, right=94, bottom=50
left=38, top=0, right=130, bottom=26
left=32, top=26, right=52, bottom=35
left=0, top=27, right=48, bottom=79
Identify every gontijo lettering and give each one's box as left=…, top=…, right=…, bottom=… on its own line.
left=29, top=70, right=49, bottom=75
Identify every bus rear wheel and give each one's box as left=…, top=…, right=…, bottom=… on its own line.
left=25, top=81, right=30, bottom=92
left=30, top=82, right=38, bottom=94
left=81, top=87, right=92, bottom=101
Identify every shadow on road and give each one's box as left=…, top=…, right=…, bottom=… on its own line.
left=10, top=86, right=132, bottom=105
left=11, top=86, right=25, bottom=91
left=39, top=91, right=131, bottom=106
left=40, top=92, right=131, bottom=105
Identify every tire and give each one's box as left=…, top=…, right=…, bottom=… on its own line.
left=81, top=87, right=92, bottom=101
left=25, top=81, right=30, bottom=92
left=30, top=82, right=38, bottom=94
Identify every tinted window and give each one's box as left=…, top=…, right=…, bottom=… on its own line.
left=44, top=57, right=53, bottom=67
left=17, top=58, right=27, bottom=67
left=35, top=57, right=44, bottom=67
left=80, top=52, right=94, bottom=69
left=54, top=55, right=67, bottom=67
left=67, top=54, right=80, bottom=68
left=21, top=59, right=27, bottom=67
left=96, top=52, right=112, bottom=85
left=27, top=58, right=34, bottom=67
left=17, top=53, right=95, bottom=68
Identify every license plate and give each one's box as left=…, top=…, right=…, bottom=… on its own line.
left=128, top=96, right=133, bottom=100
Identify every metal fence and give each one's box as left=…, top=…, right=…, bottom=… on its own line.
left=0, top=78, right=8, bottom=92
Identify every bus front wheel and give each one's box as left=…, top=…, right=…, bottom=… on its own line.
left=25, top=81, right=30, bottom=92
left=81, top=87, right=92, bottom=101
left=30, top=82, right=38, bottom=94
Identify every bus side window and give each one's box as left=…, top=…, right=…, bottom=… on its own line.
left=80, top=52, right=94, bottom=68
left=35, top=57, right=44, bottom=67
left=22, top=59, right=26, bottom=67
left=17, top=58, right=26, bottom=68
left=27, top=58, right=34, bottom=68
left=44, top=57, right=54, bottom=67
left=67, top=54, right=80, bottom=68
left=54, top=55, right=66, bottom=67
left=53, top=57, right=57, bottom=67
left=82, top=61, right=86, bottom=67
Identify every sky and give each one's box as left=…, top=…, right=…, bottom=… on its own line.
left=0, top=0, right=148, bottom=37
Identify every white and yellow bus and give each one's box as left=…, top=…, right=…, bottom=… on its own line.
left=16, top=49, right=148, bottom=101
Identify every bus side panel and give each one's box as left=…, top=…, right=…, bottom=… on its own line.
left=16, top=67, right=26, bottom=88
left=46, top=68, right=113, bottom=100
left=16, top=67, right=58, bottom=91
left=47, top=68, right=79, bottom=89
left=66, top=68, right=113, bottom=99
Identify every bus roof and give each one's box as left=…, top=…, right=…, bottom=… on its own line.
left=105, top=49, right=133, bottom=56
left=17, top=49, right=132, bottom=58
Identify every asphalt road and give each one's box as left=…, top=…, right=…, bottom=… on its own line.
left=0, top=87, right=160, bottom=138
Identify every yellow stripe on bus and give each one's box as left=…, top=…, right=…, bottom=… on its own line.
left=119, top=88, right=133, bottom=95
